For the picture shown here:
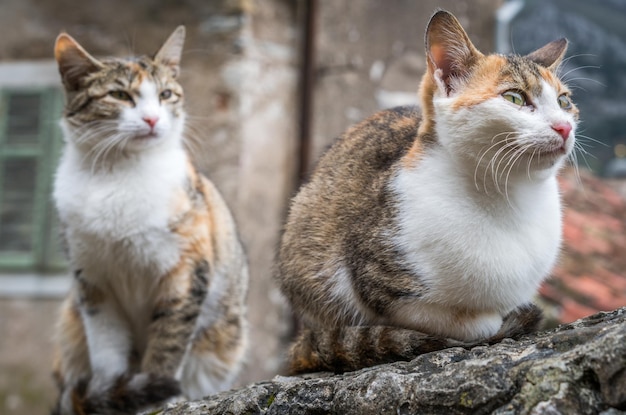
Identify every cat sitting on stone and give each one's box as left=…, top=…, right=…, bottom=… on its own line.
left=51, top=26, right=249, bottom=414
left=277, top=10, right=578, bottom=374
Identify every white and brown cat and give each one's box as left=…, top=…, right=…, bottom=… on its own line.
left=52, top=27, right=248, bottom=414
left=277, top=10, right=578, bottom=374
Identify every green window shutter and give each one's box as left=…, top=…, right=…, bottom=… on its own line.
left=0, top=88, right=66, bottom=272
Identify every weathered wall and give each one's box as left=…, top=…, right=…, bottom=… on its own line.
left=230, top=0, right=299, bottom=383
left=0, top=299, right=59, bottom=415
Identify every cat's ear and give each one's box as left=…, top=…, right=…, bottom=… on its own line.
left=54, top=33, right=103, bottom=92
left=425, top=10, right=483, bottom=95
left=525, top=38, right=568, bottom=70
left=154, top=26, right=185, bottom=79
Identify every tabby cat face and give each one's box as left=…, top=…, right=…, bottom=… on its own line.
left=54, top=27, right=186, bottom=153
left=421, top=12, right=579, bottom=180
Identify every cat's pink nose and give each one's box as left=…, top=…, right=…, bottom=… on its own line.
left=143, top=116, right=159, bottom=128
left=552, top=122, right=572, bottom=141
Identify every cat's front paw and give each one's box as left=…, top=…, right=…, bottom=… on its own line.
left=74, top=373, right=181, bottom=414
left=456, top=312, right=503, bottom=341
left=124, top=372, right=182, bottom=405
left=139, top=393, right=186, bottom=414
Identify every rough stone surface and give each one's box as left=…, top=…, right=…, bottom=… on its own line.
left=157, top=308, right=626, bottom=415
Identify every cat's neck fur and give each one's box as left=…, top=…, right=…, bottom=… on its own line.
left=413, top=144, right=558, bottom=210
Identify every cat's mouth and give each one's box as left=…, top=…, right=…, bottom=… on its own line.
left=536, top=139, right=570, bottom=158
left=134, top=131, right=160, bottom=140
left=533, top=145, right=570, bottom=165
left=541, top=147, right=566, bottom=156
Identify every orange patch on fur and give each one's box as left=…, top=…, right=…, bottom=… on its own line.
left=391, top=115, right=417, bottom=131
left=417, top=69, right=437, bottom=138
left=156, top=164, right=218, bottom=304
left=539, top=67, right=562, bottom=91
left=451, top=55, right=508, bottom=110
left=53, top=295, right=90, bottom=389
left=129, top=63, right=146, bottom=88
left=402, top=139, right=425, bottom=169
left=54, top=35, right=74, bottom=61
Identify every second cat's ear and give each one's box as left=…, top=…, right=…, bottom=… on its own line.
left=54, top=33, right=103, bottom=92
left=425, top=10, right=483, bottom=95
left=525, top=38, right=568, bottom=71
left=154, top=26, right=185, bottom=79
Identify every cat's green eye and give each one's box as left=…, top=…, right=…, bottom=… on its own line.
left=160, top=89, right=172, bottom=100
left=109, top=90, right=132, bottom=101
left=502, top=90, right=526, bottom=106
left=558, top=94, right=571, bottom=110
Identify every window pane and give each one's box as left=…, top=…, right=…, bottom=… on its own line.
left=0, top=158, right=37, bottom=252
left=45, top=210, right=67, bottom=271
left=5, top=93, right=41, bottom=147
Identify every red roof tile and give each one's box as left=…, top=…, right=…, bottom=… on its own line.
left=540, top=168, right=626, bottom=325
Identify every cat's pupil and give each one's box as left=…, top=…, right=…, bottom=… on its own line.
left=558, top=94, right=571, bottom=110
left=502, top=90, right=526, bottom=106
left=160, top=89, right=172, bottom=100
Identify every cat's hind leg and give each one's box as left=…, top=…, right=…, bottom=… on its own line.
left=51, top=295, right=89, bottom=415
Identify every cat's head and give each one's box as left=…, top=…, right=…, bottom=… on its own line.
left=54, top=27, right=186, bottom=154
left=418, top=10, right=579, bottom=180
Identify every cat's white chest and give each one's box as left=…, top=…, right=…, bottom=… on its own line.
left=392, top=151, right=562, bottom=314
left=54, top=145, right=187, bottom=282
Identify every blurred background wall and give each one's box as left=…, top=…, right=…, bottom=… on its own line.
left=0, top=1, right=624, bottom=414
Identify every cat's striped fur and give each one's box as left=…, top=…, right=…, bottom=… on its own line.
left=52, top=27, right=248, bottom=414
left=278, top=10, right=578, bottom=374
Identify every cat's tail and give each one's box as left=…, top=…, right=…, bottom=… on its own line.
left=288, top=304, right=543, bottom=374
left=52, top=373, right=181, bottom=415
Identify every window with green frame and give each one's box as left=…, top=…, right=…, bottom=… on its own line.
left=0, top=87, right=66, bottom=273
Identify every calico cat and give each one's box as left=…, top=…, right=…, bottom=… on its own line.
left=51, top=27, right=249, bottom=414
left=277, top=10, right=578, bottom=374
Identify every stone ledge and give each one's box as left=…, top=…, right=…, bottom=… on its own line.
left=156, top=307, right=626, bottom=414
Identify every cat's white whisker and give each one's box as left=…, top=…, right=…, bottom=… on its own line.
left=474, top=135, right=517, bottom=192
left=559, top=53, right=596, bottom=64
left=569, top=148, right=583, bottom=186
left=490, top=131, right=516, bottom=144
left=503, top=145, right=532, bottom=210
left=488, top=139, right=519, bottom=195
left=567, top=85, right=589, bottom=93
left=564, top=76, right=605, bottom=88
left=572, top=142, right=595, bottom=175
left=87, top=134, right=127, bottom=174
left=576, top=134, right=608, bottom=147
left=560, top=65, right=601, bottom=79
left=526, top=148, right=538, bottom=180
left=495, top=142, right=523, bottom=197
